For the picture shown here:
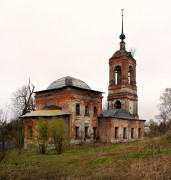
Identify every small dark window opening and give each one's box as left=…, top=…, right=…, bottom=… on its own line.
left=93, top=127, right=97, bottom=139
left=114, top=66, right=122, bottom=85
left=114, top=100, right=121, bottom=109
left=76, top=104, right=80, bottom=115
left=123, top=128, right=127, bottom=139
left=115, top=127, right=119, bottom=139
left=138, top=128, right=141, bottom=139
left=128, top=66, right=134, bottom=85
left=28, top=126, right=33, bottom=138
left=131, top=128, right=134, bottom=139
left=85, top=106, right=89, bottom=116
left=75, top=126, right=79, bottom=139
left=85, top=127, right=88, bottom=138
left=94, top=107, right=97, bottom=116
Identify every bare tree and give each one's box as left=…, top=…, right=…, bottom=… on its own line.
left=12, top=79, right=35, bottom=117
left=0, top=106, right=9, bottom=161
left=129, top=48, right=137, bottom=57
left=157, top=88, right=171, bottom=123
left=11, top=80, right=35, bottom=153
left=155, top=88, right=171, bottom=134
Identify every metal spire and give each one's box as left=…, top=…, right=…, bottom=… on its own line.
left=119, top=9, right=126, bottom=41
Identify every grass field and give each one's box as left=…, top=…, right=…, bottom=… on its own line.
left=1, top=134, right=171, bottom=180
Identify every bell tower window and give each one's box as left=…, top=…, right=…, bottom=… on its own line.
left=128, top=66, right=133, bottom=85
left=114, top=100, right=121, bottom=109
left=114, top=66, right=121, bottom=85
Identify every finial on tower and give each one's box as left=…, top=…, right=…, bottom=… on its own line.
left=119, top=9, right=126, bottom=42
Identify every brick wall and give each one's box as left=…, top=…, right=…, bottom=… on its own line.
left=98, top=117, right=145, bottom=143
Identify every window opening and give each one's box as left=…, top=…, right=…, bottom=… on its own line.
left=75, top=126, right=79, bottom=139
left=94, top=107, right=97, bottom=116
left=128, top=66, right=133, bottom=85
left=138, top=128, right=141, bottom=139
left=85, top=106, right=89, bottom=116
left=123, top=127, right=127, bottom=139
left=93, top=127, right=97, bottom=139
left=85, top=127, right=88, bottom=138
left=114, top=66, right=121, bottom=85
left=76, top=104, right=80, bottom=115
left=131, top=128, right=134, bottom=139
left=114, top=100, right=121, bottom=109
left=115, top=127, right=119, bottom=139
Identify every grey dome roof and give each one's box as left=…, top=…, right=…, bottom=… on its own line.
left=47, top=76, right=91, bottom=90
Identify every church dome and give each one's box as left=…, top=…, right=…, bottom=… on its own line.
left=47, top=76, right=91, bottom=90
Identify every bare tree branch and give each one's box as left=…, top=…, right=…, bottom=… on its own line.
left=11, top=80, right=35, bottom=118
left=129, top=48, right=137, bottom=57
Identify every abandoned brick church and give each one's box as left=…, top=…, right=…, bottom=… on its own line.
left=22, top=13, right=145, bottom=147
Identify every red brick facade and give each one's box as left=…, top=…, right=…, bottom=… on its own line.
left=108, top=42, right=138, bottom=118
left=23, top=86, right=103, bottom=145
left=98, top=117, right=145, bottom=143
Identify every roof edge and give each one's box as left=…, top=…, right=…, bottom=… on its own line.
left=98, top=116, right=146, bottom=121
left=35, top=85, right=104, bottom=94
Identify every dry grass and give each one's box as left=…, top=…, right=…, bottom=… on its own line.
left=1, top=135, right=171, bottom=179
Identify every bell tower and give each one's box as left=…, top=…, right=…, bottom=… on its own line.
left=107, top=9, right=138, bottom=118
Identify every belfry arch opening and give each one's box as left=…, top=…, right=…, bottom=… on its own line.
left=128, top=66, right=134, bottom=85
left=114, top=66, right=121, bottom=85
left=114, top=100, right=121, bottom=109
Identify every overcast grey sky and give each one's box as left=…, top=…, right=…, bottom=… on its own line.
left=0, top=0, right=171, bottom=121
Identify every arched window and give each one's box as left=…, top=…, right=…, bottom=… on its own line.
left=114, top=100, right=121, bottom=109
left=128, top=66, right=134, bottom=85
left=114, top=66, right=121, bottom=85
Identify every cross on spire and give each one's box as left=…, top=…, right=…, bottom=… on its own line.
left=119, top=9, right=126, bottom=42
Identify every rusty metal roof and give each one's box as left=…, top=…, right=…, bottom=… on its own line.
left=111, top=49, right=133, bottom=59
left=21, top=105, right=70, bottom=117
